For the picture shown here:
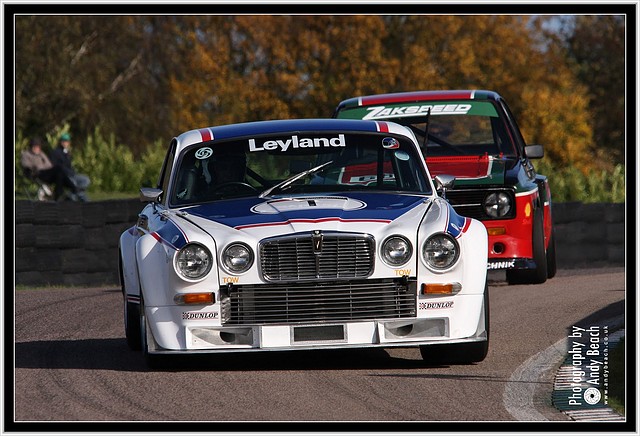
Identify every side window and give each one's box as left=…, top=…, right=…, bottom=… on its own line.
left=158, top=139, right=177, bottom=204
left=499, top=100, right=527, bottom=154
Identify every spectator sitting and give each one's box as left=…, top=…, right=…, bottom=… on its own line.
left=20, top=137, right=77, bottom=201
left=49, top=133, right=90, bottom=202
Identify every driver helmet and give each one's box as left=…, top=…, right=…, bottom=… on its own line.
left=209, top=152, right=247, bottom=185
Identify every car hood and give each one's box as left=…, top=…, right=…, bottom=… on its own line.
left=178, top=192, right=430, bottom=239
left=426, top=155, right=510, bottom=186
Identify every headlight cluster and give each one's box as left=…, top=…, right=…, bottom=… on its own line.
left=381, top=236, right=412, bottom=266
left=175, top=243, right=213, bottom=280
left=483, top=191, right=513, bottom=218
left=380, top=234, right=460, bottom=271
left=422, top=233, right=460, bottom=270
left=175, top=241, right=255, bottom=280
left=177, top=233, right=460, bottom=279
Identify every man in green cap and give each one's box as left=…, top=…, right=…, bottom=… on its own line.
left=50, top=132, right=91, bottom=201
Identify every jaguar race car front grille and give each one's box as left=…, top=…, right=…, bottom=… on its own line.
left=220, top=278, right=417, bottom=325
left=259, top=232, right=375, bottom=281
left=445, top=188, right=516, bottom=220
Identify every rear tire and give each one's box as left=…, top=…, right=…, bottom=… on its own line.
left=506, top=210, right=548, bottom=284
left=420, top=283, right=489, bottom=365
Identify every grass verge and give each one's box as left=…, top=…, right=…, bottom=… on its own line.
left=607, top=338, right=625, bottom=415
left=15, top=190, right=138, bottom=202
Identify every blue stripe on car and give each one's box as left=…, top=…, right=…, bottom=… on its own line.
left=445, top=203, right=470, bottom=239
left=155, top=218, right=189, bottom=250
left=208, top=119, right=385, bottom=141
left=184, top=193, right=427, bottom=230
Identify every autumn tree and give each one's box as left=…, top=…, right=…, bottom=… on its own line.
left=380, top=15, right=595, bottom=172
left=561, top=15, right=626, bottom=165
left=15, top=15, right=178, bottom=154
left=15, top=14, right=616, bottom=175
left=167, top=15, right=401, bottom=130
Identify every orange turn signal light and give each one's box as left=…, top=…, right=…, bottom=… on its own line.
left=421, top=283, right=462, bottom=295
left=487, top=227, right=506, bottom=236
left=174, top=293, right=215, bottom=305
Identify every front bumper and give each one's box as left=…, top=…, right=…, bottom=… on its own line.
left=484, top=214, right=535, bottom=269
left=487, top=257, right=537, bottom=271
left=145, top=293, right=486, bottom=354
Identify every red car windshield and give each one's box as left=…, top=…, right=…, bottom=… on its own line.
left=336, top=101, right=518, bottom=157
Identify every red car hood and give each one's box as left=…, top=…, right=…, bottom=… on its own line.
left=426, top=155, right=506, bottom=185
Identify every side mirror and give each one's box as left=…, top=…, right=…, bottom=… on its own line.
left=524, top=144, right=544, bottom=159
left=434, top=174, right=455, bottom=199
left=140, top=187, right=163, bottom=203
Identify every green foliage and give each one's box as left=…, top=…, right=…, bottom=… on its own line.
left=73, top=128, right=136, bottom=192
left=137, top=139, right=167, bottom=188
left=75, top=129, right=168, bottom=193
left=608, top=338, right=625, bottom=415
left=534, top=159, right=625, bottom=203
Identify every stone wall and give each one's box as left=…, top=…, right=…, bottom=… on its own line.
left=13, top=200, right=626, bottom=287
left=551, top=202, right=626, bottom=268
left=15, top=199, right=141, bottom=287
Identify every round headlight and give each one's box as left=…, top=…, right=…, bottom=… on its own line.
left=381, top=236, right=413, bottom=266
left=222, top=243, right=254, bottom=274
left=422, top=233, right=460, bottom=270
left=484, top=192, right=512, bottom=218
left=175, top=243, right=213, bottom=280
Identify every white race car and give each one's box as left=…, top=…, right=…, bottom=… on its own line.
left=118, top=118, right=489, bottom=367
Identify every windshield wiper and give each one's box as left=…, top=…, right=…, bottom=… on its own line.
left=259, top=160, right=334, bottom=198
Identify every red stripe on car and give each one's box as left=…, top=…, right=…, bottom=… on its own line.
left=235, top=217, right=391, bottom=230
left=199, top=128, right=213, bottom=142
left=462, top=217, right=472, bottom=233
left=361, top=91, right=474, bottom=106
left=376, top=121, right=389, bottom=133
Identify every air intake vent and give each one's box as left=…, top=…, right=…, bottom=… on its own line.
left=221, top=278, right=417, bottom=325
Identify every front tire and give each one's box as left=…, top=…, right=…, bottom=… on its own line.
left=506, top=209, right=548, bottom=284
left=124, top=297, right=142, bottom=351
left=419, top=283, right=489, bottom=365
left=139, top=294, right=169, bottom=369
left=121, top=258, right=142, bottom=351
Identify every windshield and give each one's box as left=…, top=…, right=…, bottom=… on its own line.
left=336, top=101, right=517, bottom=157
left=170, top=131, right=431, bottom=206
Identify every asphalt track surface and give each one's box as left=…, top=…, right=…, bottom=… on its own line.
left=12, top=267, right=626, bottom=429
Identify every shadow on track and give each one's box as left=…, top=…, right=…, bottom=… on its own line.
left=14, top=338, right=468, bottom=373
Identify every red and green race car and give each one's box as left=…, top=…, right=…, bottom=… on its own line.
left=334, top=90, right=556, bottom=284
